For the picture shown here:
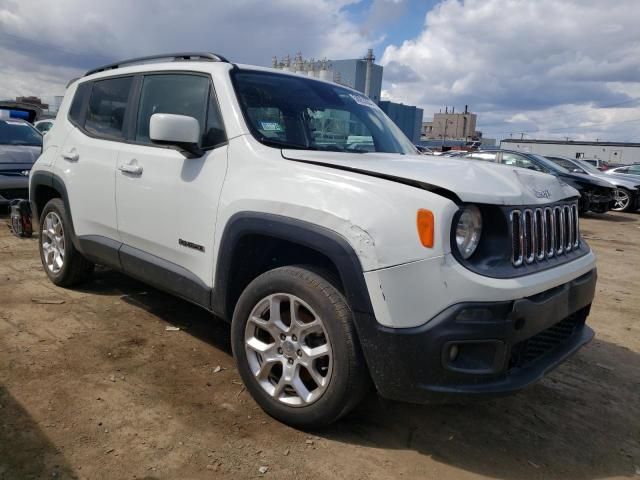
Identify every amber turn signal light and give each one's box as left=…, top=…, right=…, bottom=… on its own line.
left=417, top=209, right=435, bottom=248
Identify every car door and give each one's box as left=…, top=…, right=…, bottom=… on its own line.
left=60, top=76, right=134, bottom=241
left=115, top=72, right=228, bottom=290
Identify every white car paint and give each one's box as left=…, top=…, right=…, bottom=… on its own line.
left=31, top=60, right=595, bottom=329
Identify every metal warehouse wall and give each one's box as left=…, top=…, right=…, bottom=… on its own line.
left=500, top=140, right=640, bottom=164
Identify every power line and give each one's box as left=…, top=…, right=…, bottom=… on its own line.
left=489, top=116, right=640, bottom=137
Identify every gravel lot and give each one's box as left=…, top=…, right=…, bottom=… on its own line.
left=1, top=212, right=639, bottom=480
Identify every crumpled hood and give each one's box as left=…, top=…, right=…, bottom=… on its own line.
left=562, top=171, right=616, bottom=189
left=282, top=151, right=579, bottom=205
left=0, top=145, right=41, bottom=167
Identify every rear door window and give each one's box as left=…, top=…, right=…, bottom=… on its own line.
left=85, top=77, right=133, bottom=139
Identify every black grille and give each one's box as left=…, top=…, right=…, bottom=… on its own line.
left=510, top=203, right=579, bottom=266
left=509, top=312, right=584, bottom=369
left=0, top=189, right=28, bottom=200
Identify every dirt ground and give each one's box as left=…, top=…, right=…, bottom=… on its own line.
left=0, top=211, right=639, bottom=480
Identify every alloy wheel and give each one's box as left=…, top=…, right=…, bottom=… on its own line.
left=244, top=293, right=333, bottom=407
left=612, top=189, right=630, bottom=211
left=41, top=212, right=65, bottom=274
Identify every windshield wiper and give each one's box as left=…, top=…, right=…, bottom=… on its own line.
left=317, top=145, right=368, bottom=154
left=259, top=137, right=312, bottom=150
left=259, top=137, right=369, bottom=154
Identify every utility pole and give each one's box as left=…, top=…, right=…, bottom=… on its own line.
left=520, top=132, right=525, bottom=140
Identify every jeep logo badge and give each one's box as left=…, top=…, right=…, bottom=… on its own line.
left=533, top=188, right=551, bottom=199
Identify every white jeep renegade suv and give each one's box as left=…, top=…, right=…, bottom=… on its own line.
left=30, top=53, right=597, bottom=428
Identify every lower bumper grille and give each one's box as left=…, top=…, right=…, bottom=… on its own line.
left=509, top=310, right=585, bottom=369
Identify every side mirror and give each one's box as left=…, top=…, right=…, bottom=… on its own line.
left=149, top=113, right=203, bottom=158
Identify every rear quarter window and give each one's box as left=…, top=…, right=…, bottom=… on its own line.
left=85, top=77, right=133, bottom=139
left=68, top=82, right=91, bottom=126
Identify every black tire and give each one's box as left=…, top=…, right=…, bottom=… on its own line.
left=39, top=198, right=94, bottom=287
left=231, top=266, right=370, bottom=429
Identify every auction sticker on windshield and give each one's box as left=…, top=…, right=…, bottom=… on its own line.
left=349, top=94, right=377, bottom=108
left=260, top=121, right=284, bottom=132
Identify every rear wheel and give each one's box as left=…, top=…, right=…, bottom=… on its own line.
left=612, top=188, right=632, bottom=212
left=39, top=198, right=94, bottom=287
left=231, top=266, right=369, bottom=428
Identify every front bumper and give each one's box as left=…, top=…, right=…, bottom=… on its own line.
left=355, top=268, right=596, bottom=403
left=582, top=191, right=612, bottom=213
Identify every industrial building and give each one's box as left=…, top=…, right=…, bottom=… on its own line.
left=500, top=139, right=640, bottom=164
left=271, top=50, right=423, bottom=143
left=422, top=106, right=479, bottom=141
left=378, top=101, right=423, bottom=145
left=272, top=50, right=382, bottom=102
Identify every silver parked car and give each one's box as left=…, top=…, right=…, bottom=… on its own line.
left=606, top=164, right=640, bottom=178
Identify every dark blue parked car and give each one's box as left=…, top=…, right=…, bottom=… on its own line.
left=0, top=118, right=42, bottom=211
left=461, top=149, right=615, bottom=214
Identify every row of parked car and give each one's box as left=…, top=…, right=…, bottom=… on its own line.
left=2, top=113, right=639, bottom=217
left=0, top=115, right=44, bottom=211
left=432, top=148, right=640, bottom=214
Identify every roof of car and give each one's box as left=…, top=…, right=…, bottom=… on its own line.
left=84, top=52, right=229, bottom=76
left=78, top=58, right=363, bottom=96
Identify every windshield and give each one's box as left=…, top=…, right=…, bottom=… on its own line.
left=531, top=154, right=569, bottom=173
left=232, top=70, right=416, bottom=155
left=0, top=120, right=42, bottom=146
left=576, top=159, right=603, bottom=174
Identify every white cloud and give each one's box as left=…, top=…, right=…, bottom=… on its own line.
left=380, top=0, right=640, bottom=141
left=0, top=0, right=370, bottom=99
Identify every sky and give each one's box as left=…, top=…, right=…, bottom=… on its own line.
left=1, top=0, right=639, bottom=142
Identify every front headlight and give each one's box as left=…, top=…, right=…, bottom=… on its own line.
left=455, top=205, right=482, bottom=259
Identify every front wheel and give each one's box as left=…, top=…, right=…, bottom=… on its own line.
left=231, top=266, right=369, bottom=428
left=611, top=188, right=633, bottom=212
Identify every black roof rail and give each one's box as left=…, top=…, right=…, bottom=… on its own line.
left=84, top=52, right=229, bottom=77
left=66, top=77, right=80, bottom=88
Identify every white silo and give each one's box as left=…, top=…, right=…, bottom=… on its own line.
left=319, top=59, right=333, bottom=82
left=281, top=54, right=292, bottom=72
left=294, top=52, right=304, bottom=74
left=307, top=58, right=317, bottom=78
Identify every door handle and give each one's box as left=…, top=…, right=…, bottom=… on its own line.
left=118, top=163, right=143, bottom=175
left=61, top=149, right=79, bottom=162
